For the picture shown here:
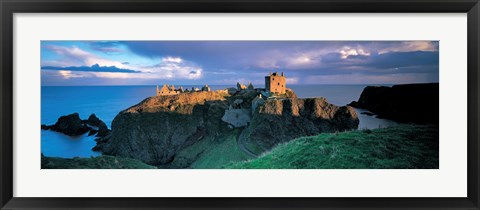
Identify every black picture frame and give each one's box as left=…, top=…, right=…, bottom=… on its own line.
left=1, top=0, right=479, bottom=209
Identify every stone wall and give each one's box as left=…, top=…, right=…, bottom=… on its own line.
left=265, top=74, right=286, bottom=94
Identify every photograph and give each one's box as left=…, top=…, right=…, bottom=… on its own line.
left=40, top=41, right=439, bottom=169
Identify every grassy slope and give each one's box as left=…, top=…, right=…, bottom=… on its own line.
left=42, top=125, right=438, bottom=169
left=41, top=155, right=157, bottom=169
left=173, top=129, right=253, bottom=168
left=225, top=125, right=438, bottom=169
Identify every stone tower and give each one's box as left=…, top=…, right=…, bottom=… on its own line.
left=265, top=72, right=286, bottom=94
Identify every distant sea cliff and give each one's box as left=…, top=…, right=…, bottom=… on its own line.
left=349, top=83, right=439, bottom=124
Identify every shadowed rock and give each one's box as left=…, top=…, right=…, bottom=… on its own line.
left=242, top=97, right=359, bottom=151
left=348, top=83, right=439, bottom=124
left=86, top=114, right=111, bottom=138
left=42, top=113, right=111, bottom=138
left=41, top=113, right=90, bottom=136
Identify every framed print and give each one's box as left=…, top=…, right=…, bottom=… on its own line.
left=1, top=0, right=479, bottom=209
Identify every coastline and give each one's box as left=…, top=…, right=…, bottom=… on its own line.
left=41, top=83, right=438, bottom=169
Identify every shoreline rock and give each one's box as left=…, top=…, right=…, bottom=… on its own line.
left=41, top=113, right=90, bottom=136
left=42, top=113, right=111, bottom=137
left=348, top=83, right=439, bottom=124
left=86, top=114, right=111, bottom=138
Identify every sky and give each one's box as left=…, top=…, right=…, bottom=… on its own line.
left=41, top=41, right=439, bottom=86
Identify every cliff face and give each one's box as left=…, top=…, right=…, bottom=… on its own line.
left=348, top=83, right=439, bottom=124
left=97, top=90, right=359, bottom=166
left=242, top=98, right=359, bottom=152
left=99, top=91, right=230, bottom=165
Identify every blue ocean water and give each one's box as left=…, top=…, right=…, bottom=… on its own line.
left=41, top=85, right=397, bottom=158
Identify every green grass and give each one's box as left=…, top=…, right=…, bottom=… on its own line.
left=224, top=124, right=438, bottom=169
left=42, top=125, right=439, bottom=169
left=172, top=128, right=253, bottom=168
left=41, top=155, right=157, bottom=169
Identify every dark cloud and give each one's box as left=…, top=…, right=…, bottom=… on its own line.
left=364, top=51, right=439, bottom=69
left=322, top=51, right=438, bottom=70
left=121, top=41, right=438, bottom=71
left=121, top=41, right=342, bottom=69
left=42, top=64, right=141, bottom=73
left=89, top=41, right=124, bottom=54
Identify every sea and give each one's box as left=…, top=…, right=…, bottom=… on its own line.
left=41, top=85, right=398, bottom=158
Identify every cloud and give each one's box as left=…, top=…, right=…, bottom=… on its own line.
left=43, top=44, right=203, bottom=79
left=286, top=77, right=300, bottom=84
left=42, top=61, right=203, bottom=80
left=42, top=64, right=141, bottom=73
left=304, top=73, right=438, bottom=85
left=162, top=57, right=183, bottom=63
left=377, top=41, right=438, bottom=54
left=143, top=58, right=203, bottom=80
left=360, top=51, right=439, bottom=69
left=322, top=51, right=438, bottom=71
left=89, top=41, right=124, bottom=54
left=57, top=70, right=86, bottom=79
left=43, top=45, right=129, bottom=68
left=42, top=41, right=440, bottom=85
left=339, top=47, right=371, bottom=59
left=121, top=41, right=439, bottom=73
left=254, top=49, right=326, bottom=70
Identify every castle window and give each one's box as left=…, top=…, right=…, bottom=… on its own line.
left=272, top=78, right=275, bottom=80
left=278, top=82, right=280, bottom=85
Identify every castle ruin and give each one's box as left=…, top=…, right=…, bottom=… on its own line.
left=156, top=84, right=181, bottom=96
left=265, top=72, right=286, bottom=94
left=156, top=84, right=211, bottom=96
left=156, top=71, right=287, bottom=97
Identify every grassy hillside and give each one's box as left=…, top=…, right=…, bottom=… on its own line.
left=225, top=125, right=438, bottom=169
left=172, top=129, right=253, bottom=168
left=42, top=125, right=438, bottom=169
left=41, top=155, right=157, bottom=169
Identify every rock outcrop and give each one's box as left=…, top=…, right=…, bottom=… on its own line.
left=237, top=82, right=247, bottom=90
left=85, top=114, right=111, bottom=138
left=222, top=108, right=251, bottom=127
left=242, top=97, right=359, bottom=151
left=41, top=113, right=90, bottom=136
left=285, top=88, right=297, bottom=98
left=348, top=83, right=439, bottom=124
left=95, top=89, right=359, bottom=166
left=42, top=113, right=111, bottom=137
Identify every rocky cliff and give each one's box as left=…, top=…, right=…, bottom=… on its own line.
left=98, top=91, right=231, bottom=165
left=348, top=83, right=439, bottom=124
left=242, top=97, right=359, bottom=152
left=96, top=89, right=359, bottom=166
